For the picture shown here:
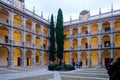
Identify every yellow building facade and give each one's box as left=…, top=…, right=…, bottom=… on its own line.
left=0, top=0, right=49, bottom=68
left=0, top=0, right=120, bottom=68
left=64, top=10, right=120, bottom=67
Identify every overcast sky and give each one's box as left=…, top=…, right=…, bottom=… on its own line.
left=25, top=0, right=120, bottom=22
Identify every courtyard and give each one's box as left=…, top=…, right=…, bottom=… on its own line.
left=0, top=66, right=109, bottom=80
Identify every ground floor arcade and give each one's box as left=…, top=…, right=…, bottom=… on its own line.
left=0, top=46, right=48, bottom=68
left=64, top=49, right=120, bottom=67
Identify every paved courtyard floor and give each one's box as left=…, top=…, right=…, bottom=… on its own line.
left=0, top=66, right=109, bottom=80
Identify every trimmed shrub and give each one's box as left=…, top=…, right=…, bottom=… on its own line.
left=55, top=65, right=63, bottom=71
left=65, top=64, right=75, bottom=70
left=48, top=63, right=59, bottom=70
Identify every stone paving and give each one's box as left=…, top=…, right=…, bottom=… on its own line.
left=0, top=66, right=109, bottom=80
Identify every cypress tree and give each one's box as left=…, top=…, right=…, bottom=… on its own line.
left=56, top=8, right=64, bottom=62
left=49, top=14, right=55, bottom=63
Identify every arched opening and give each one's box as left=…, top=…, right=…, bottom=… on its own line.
left=64, top=52, right=70, bottom=64
left=0, top=8, right=9, bottom=23
left=102, top=22, right=110, bottom=32
left=0, top=46, right=8, bottom=67
left=81, top=38, right=88, bottom=49
left=72, top=39, right=78, bottom=49
left=13, top=48, right=22, bottom=67
left=35, top=24, right=41, bottom=33
left=26, top=19, right=32, bottom=30
left=81, top=52, right=87, bottom=66
left=43, top=52, right=47, bottom=65
left=91, top=36, right=98, bottom=48
left=14, top=14, right=22, bottom=27
left=72, top=28, right=78, bottom=36
left=91, top=24, right=98, bottom=34
left=0, top=25, right=8, bottom=43
left=64, top=40, right=70, bottom=50
left=102, top=35, right=110, bottom=48
left=64, top=29, right=70, bottom=37
left=102, top=50, right=110, bottom=66
left=43, top=38, right=47, bottom=49
left=13, top=30, right=22, bottom=45
left=81, top=25, right=88, bottom=35
left=91, top=51, right=98, bottom=66
left=36, top=51, right=41, bottom=66
left=114, top=33, right=120, bottom=47
left=114, top=50, right=120, bottom=58
left=43, top=27, right=48, bottom=36
left=26, top=50, right=32, bottom=66
left=26, top=33, right=32, bottom=47
left=72, top=52, right=78, bottom=62
left=35, top=36, right=40, bottom=48
left=114, top=19, right=120, bottom=31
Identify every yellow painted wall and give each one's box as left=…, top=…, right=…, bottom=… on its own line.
left=91, top=37, right=98, bottom=48
left=64, top=29, right=70, bottom=37
left=35, top=37, right=40, bottom=48
left=14, top=48, right=21, bottom=66
left=44, top=52, right=47, bottom=65
left=64, top=40, right=70, bottom=50
left=91, top=24, right=98, bottom=34
left=0, top=47, right=8, bottom=66
left=91, top=51, right=98, bottom=66
left=115, top=50, right=120, bottom=58
left=64, top=52, right=70, bottom=64
left=114, top=19, right=120, bottom=30
left=72, top=52, right=78, bottom=62
left=115, top=34, right=120, bottom=47
left=102, top=50, right=110, bottom=66
left=14, top=15, right=22, bottom=27
left=26, top=20, right=32, bottom=30
left=81, top=52, right=87, bottom=65
left=0, top=28, right=8, bottom=43
left=26, top=34, right=32, bottom=46
left=0, top=11, right=8, bottom=22
left=36, top=51, right=40, bottom=65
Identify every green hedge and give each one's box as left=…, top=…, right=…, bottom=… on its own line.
left=48, top=64, right=75, bottom=71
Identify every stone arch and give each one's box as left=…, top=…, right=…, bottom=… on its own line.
left=0, top=46, right=9, bottom=67
left=13, top=30, right=22, bottom=45
left=102, top=21, right=110, bottom=32
left=0, top=8, right=9, bottom=23
left=35, top=36, right=40, bottom=48
left=72, top=39, right=78, bottom=49
left=114, top=33, right=120, bottom=47
left=35, top=51, right=41, bottom=66
left=64, top=52, right=70, bottom=64
left=81, top=25, right=88, bottom=35
left=81, top=51, right=87, bottom=66
left=35, top=24, right=41, bottom=33
left=14, top=14, right=22, bottom=27
left=64, top=29, right=70, bottom=37
left=26, top=33, right=32, bottom=47
left=102, top=50, right=110, bottom=66
left=26, top=19, right=32, bottom=30
left=81, top=38, right=88, bottom=49
left=102, top=35, right=110, bottom=48
left=26, top=50, right=32, bottom=66
left=114, top=19, right=120, bottom=31
left=114, top=49, right=120, bottom=58
left=72, top=28, right=78, bottom=36
left=91, top=51, right=98, bottom=66
left=64, top=40, right=70, bottom=50
left=43, top=27, right=48, bottom=36
left=72, top=52, right=78, bottom=62
left=13, top=48, right=22, bottom=67
left=91, top=23, right=98, bottom=34
left=0, top=25, right=9, bottom=43
left=91, top=36, right=98, bottom=48
left=43, top=52, right=47, bottom=65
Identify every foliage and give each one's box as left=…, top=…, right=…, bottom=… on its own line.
left=49, top=14, right=56, bottom=62
left=48, top=63, right=59, bottom=70
left=65, top=64, right=75, bottom=70
left=56, top=8, right=64, bottom=61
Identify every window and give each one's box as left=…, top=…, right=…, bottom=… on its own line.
left=104, top=41, right=110, bottom=47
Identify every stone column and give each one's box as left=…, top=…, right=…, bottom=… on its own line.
left=32, top=50, right=36, bottom=67
left=69, top=52, right=72, bottom=64
left=98, top=35, right=102, bottom=48
left=10, top=27, right=14, bottom=44
left=8, top=47, right=14, bottom=68
left=32, top=35, right=36, bottom=48
left=88, top=25, right=91, bottom=34
left=40, top=51, right=44, bottom=66
left=111, top=49, right=114, bottom=59
left=22, top=48, right=26, bottom=68
left=32, top=21, right=35, bottom=33
left=88, top=37, right=91, bottom=49
left=77, top=52, right=81, bottom=62
left=98, top=22, right=102, bottom=33
left=78, top=38, right=81, bottom=50
left=70, top=28, right=73, bottom=37
left=40, top=37, right=43, bottom=49
left=70, top=39, right=72, bottom=50
left=87, top=51, right=91, bottom=67
left=9, top=11, right=14, bottom=25
left=110, top=20, right=114, bottom=32
left=41, top=24, right=44, bottom=35
left=78, top=27, right=81, bottom=35
left=98, top=50, right=102, bottom=67
left=22, top=31, right=26, bottom=46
